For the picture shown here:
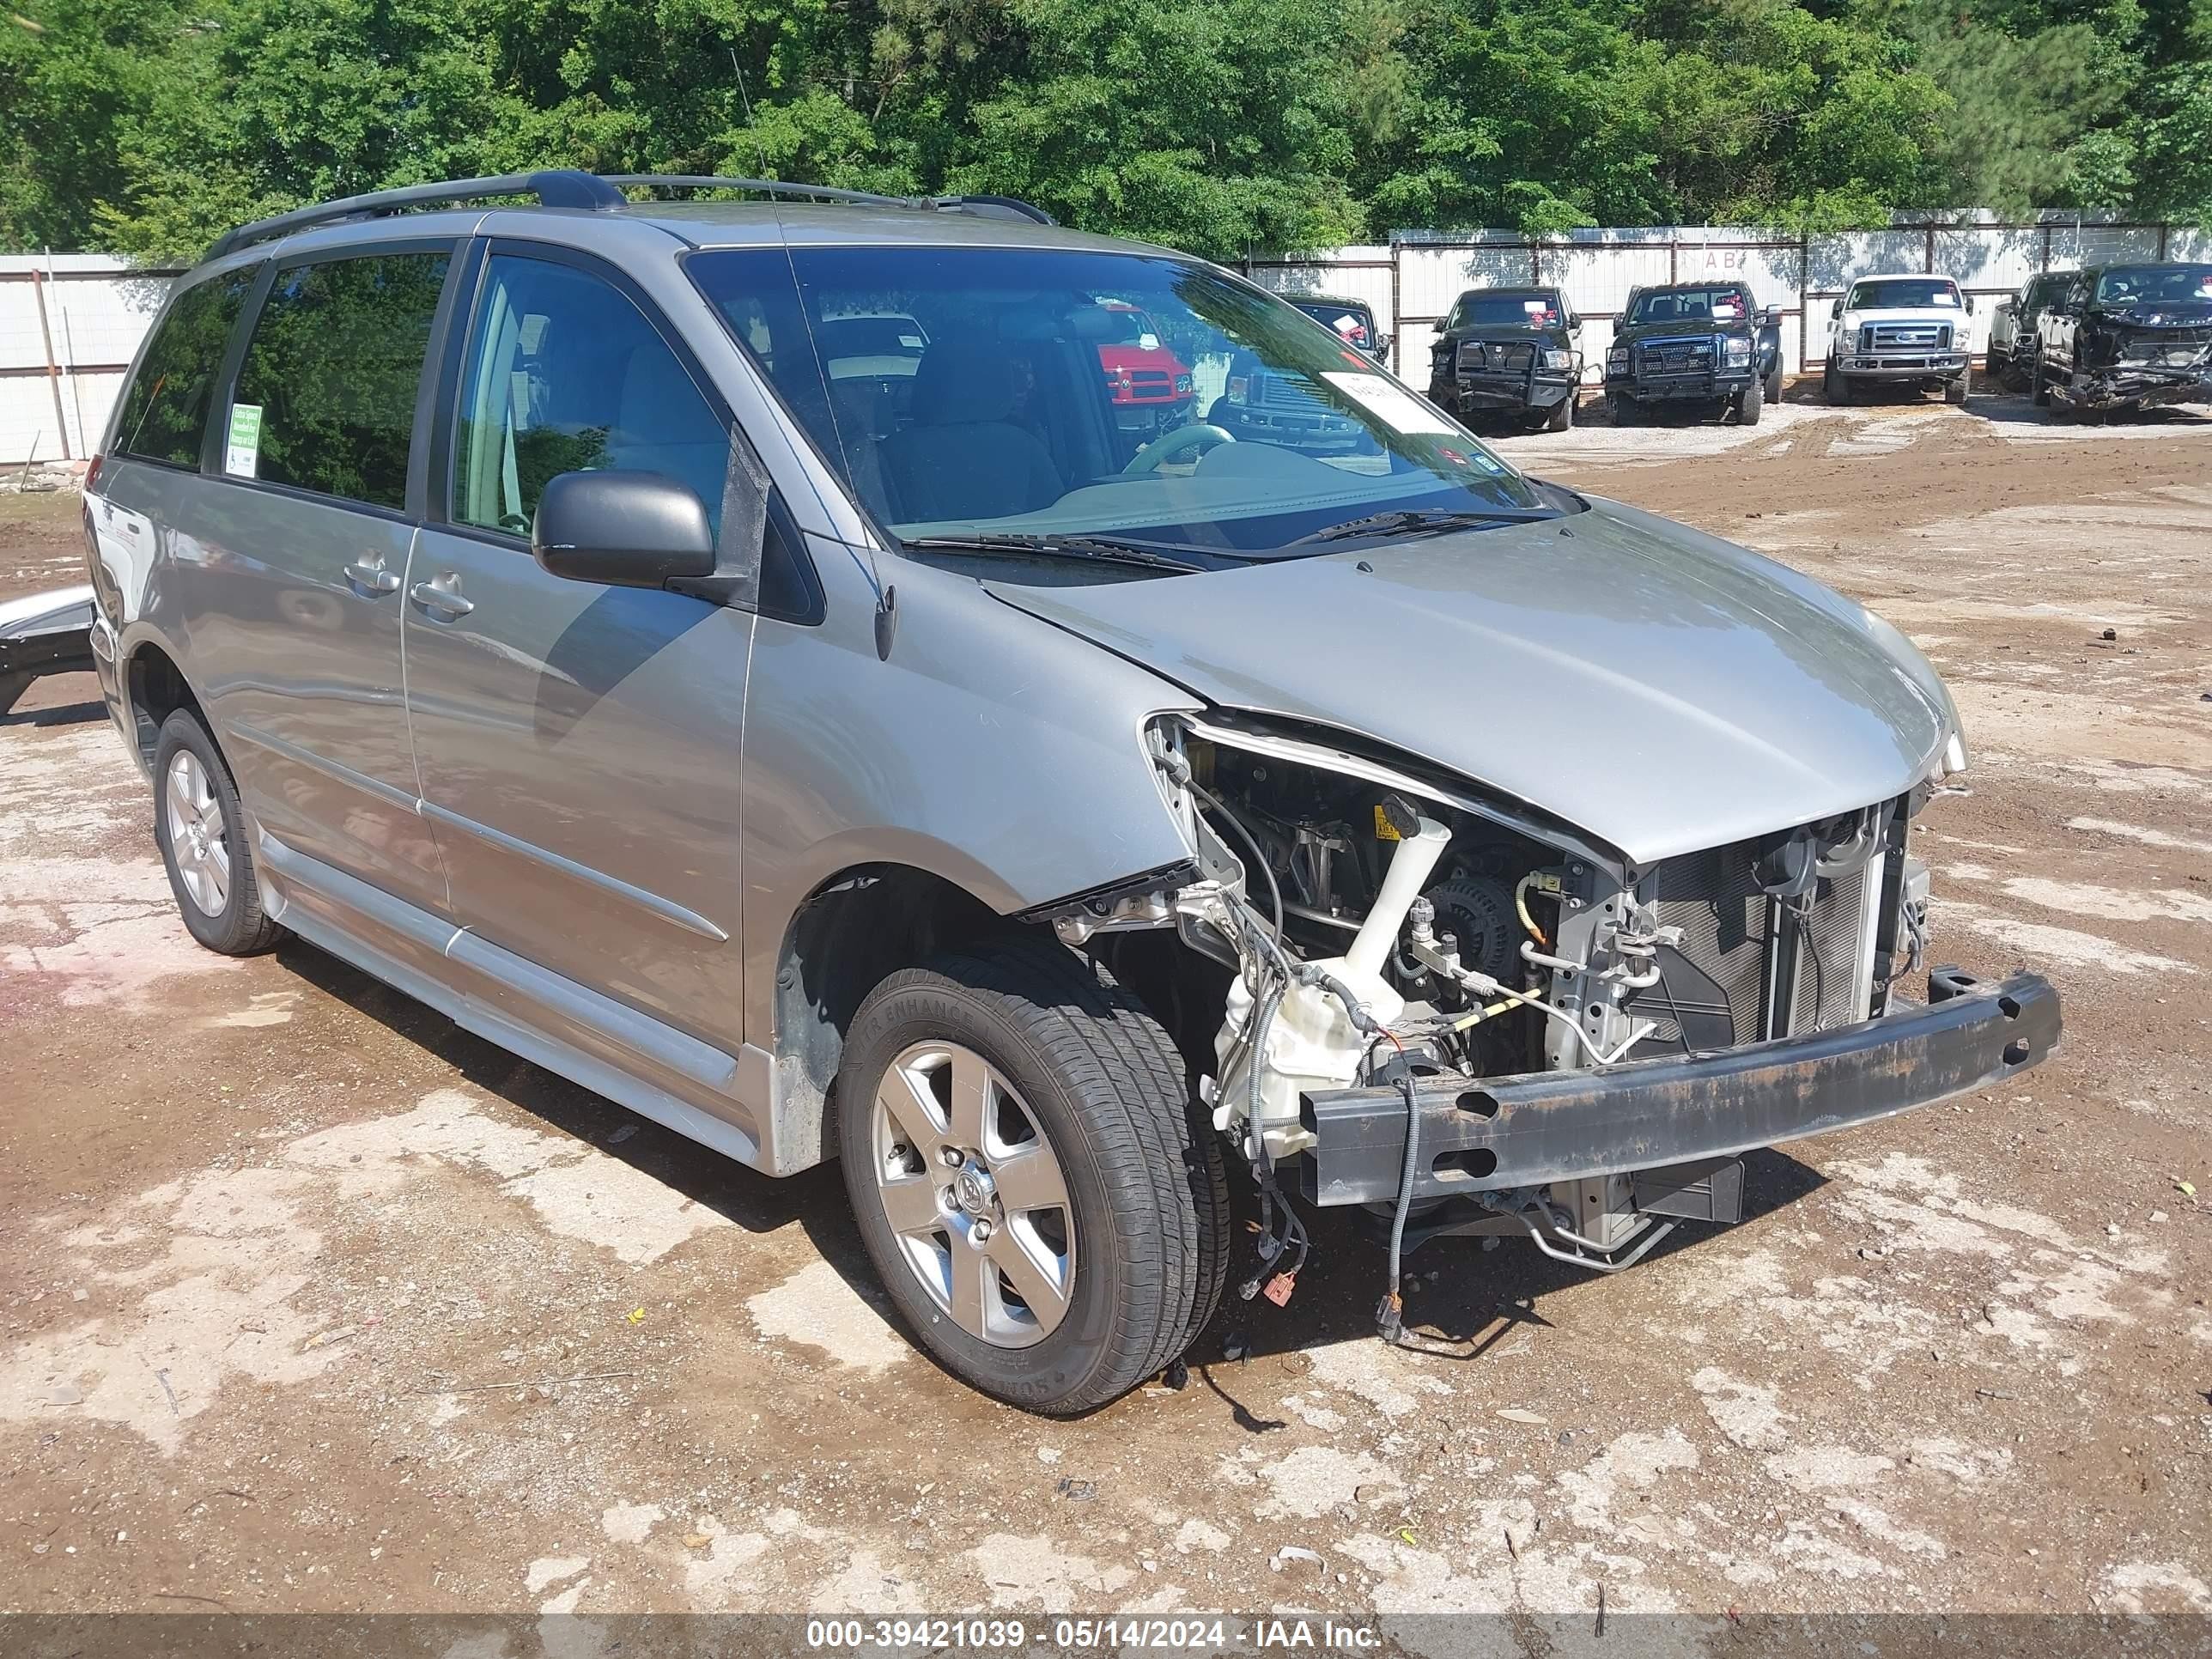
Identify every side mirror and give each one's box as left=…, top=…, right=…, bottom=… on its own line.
left=532, top=471, right=717, bottom=589
left=1373, top=333, right=1391, bottom=359
left=1963, top=295, right=1975, bottom=314
left=1759, top=306, right=1782, bottom=328
left=1829, top=297, right=1844, bottom=319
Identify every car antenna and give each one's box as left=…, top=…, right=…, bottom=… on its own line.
left=727, top=46, right=897, bottom=659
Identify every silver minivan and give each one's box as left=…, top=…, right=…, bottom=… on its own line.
left=84, top=171, right=2058, bottom=1414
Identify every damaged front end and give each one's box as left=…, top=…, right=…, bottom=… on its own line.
left=1044, top=709, right=2060, bottom=1316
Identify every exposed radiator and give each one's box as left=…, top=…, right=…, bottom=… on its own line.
left=1628, top=830, right=1887, bottom=1054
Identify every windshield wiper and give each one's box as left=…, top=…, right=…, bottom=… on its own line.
left=1285, top=506, right=1559, bottom=548
left=902, top=532, right=1209, bottom=572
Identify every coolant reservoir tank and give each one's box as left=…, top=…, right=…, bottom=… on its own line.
left=1213, top=817, right=1451, bottom=1159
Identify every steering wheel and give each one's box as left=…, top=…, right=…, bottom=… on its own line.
left=1121, top=422, right=1233, bottom=475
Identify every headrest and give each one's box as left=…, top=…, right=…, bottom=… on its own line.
left=910, top=343, right=1021, bottom=426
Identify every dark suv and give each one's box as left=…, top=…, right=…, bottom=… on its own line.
left=1604, top=282, right=1784, bottom=425
left=1426, top=287, right=1583, bottom=430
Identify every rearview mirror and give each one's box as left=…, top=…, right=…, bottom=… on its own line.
left=532, top=471, right=717, bottom=590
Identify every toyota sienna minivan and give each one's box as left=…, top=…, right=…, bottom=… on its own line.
left=82, top=170, right=2057, bottom=1414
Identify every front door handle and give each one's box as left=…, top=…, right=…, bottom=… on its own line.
left=343, top=560, right=402, bottom=594
left=409, top=574, right=475, bottom=618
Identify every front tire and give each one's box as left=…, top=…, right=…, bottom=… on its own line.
left=1736, top=371, right=1765, bottom=425
left=1545, top=392, right=1575, bottom=432
left=2032, top=354, right=2053, bottom=408
left=1945, top=373, right=1968, bottom=406
left=153, top=709, right=284, bottom=957
left=1606, top=392, right=1637, bottom=426
left=838, top=938, right=1229, bottom=1414
left=1822, top=358, right=1850, bottom=404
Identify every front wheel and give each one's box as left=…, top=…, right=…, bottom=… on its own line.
left=1735, top=371, right=1765, bottom=426
left=1945, top=373, right=1969, bottom=406
left=2031, top=355, right=2053, bottom=408
left=1606, top=392, right=1637, bottom=426
left=838, top=939, right=1229, bottom=1414
left=1545, top=392, right=1575, bottom=432
left=1822, top=358, right=1850, bottom=404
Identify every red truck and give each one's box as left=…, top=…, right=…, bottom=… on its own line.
left=1096, top=301, right=1195, bottom=433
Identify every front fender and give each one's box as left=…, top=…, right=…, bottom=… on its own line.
left=735, top=550, right=1200, bottom=1042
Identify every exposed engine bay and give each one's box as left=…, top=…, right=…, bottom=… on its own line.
left=1049, top=710, right=1953, bottom=1335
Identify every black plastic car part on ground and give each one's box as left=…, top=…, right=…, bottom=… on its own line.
left=1604, top=282, right=1783, bottom=426
left=1426, top=287, right=1583, bottom=430
left=0, top=584, right=96, bottom=715
left=2032, top=262, right=2212, bottom=415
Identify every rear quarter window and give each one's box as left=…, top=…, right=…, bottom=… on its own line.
left=228, top=250, right=450, bottom=509
left=112, top=270, right=255, bottom=470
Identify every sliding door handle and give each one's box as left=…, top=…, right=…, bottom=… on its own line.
left=343, top=560, right=402, bottom=594
left=409, top=576, right=475, bottom=618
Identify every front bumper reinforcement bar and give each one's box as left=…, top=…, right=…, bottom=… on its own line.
left=1297, top=970, right=2059, bottom=1206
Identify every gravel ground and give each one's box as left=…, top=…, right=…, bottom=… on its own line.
left=2, top=384, right=2209, bottom=1637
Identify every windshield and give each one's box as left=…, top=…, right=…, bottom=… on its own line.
left=2094, top=264, right=2212, bottom=306
left=1846, top=278, right=1960, bottom=310
left=1455, top=293, right=1561, bottom=329
left=689, top=246, right=1549, bottom=562
left=1291, top=301, right=1376, bottom=345
left=1626, top=287, right=1748, bottom=325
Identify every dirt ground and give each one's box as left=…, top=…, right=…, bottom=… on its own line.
left=3, top=383, right=2209, bottom=1638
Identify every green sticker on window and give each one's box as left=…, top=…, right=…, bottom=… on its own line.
left=225, top=403, right=263, bottom=477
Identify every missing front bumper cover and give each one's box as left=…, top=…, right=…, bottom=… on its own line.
left=1298, top=969, right=2059, bottom=1207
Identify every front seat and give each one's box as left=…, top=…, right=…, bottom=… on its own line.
left=878, top=346, right=1062, bottom=523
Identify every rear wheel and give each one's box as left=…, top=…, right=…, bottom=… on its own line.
left=838, top=938, right=1228, bottom=1414
left=1545, top=392, right=1574, bottom=432
left=153, top=709, right=283, bottom=957
left=1735, top=371, right=1765, bottom=425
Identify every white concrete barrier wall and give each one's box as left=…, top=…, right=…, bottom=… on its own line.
left=6, top=218, right=2209, bottom=461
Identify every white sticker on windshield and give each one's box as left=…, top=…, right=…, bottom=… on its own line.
left=1321, top=372, right=1455, bottom=435
left=898, top=334, right=924, bottom=348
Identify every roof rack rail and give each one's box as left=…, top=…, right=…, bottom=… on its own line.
left=203, top=168, right=1057, bottom=263
left=610, top=175, right=1056, bottom=226
left=205, top=169, right=626, bottom=261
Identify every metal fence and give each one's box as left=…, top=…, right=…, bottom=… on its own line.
left=7, top=215, right=2212, bottom=462
left=1242, top=217, right=2212, bottom=378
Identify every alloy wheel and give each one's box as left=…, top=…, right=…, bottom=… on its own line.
left=164, top=749, right=230, bottom=916
left=870, top=1040, right=1074, bottom=1348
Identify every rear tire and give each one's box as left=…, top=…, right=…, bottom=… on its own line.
left=1545, top=392, right=1574, bottom=432
left=1736, top=371, right=1764, bottom=425
left=837, top=938, right=1229, bottom=1415
left=153, top=708, right=284, bottom=957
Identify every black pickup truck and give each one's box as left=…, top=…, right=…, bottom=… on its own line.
left=1425, top=287, right=1583, bottom=430
left=1603, top=282, right=1784, bottom=425
left=2031, top=262, right=2212, bottom=416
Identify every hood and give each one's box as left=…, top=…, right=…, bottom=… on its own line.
left=1447, top=322, right=1572, bottom=348
left=2086, top=299, right=2212, bottom=331
left=1838, top=305, right=1964, bottom=332
left=986, top=501, right=1956, bottom=866
left=1613, top=317, right=1746, bottom=346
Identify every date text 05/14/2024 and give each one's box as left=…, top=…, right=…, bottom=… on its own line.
left=804, top=1618, right=1382, bottom=1650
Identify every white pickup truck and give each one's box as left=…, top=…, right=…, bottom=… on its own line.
left=1822, top=272, right=1974, bottom=405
